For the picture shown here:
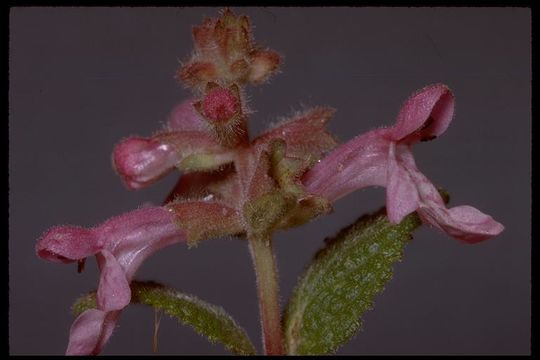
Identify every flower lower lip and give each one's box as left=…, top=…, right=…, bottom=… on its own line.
left=37, top=249, right=73, bottom=263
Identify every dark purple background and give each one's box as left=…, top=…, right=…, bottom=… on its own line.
left=9, top=7, right=530, bottom=355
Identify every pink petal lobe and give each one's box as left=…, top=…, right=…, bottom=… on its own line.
left=66, top=309, right=121, bottom=356
left=397, top=149, right=504, bottom=243
left=66, top=309, right=107, bottom=355
left=302, top=130, right=389, bottom=202
left=93, top=311, right=122, bottom=355
left=36, top=226, right=101, bottom=263
left=388, top=83, right=454, bottom=143
left=167, top=98, right=209, bottom=132
left=386, top=143, right=420, bottom=224
left=419, top=205, right=505, bottom=244
left=96, top=250, right=131, bottom=311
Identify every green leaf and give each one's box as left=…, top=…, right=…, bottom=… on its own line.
left=283, top=210, right=422, bottom=355
left=72, top=281, right=256, bottom=355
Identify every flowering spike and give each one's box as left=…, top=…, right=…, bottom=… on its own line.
left=38, top=8, right=505, bottom=355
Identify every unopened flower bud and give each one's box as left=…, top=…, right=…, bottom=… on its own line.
left=229, top=59, right=250, bottom=81
left=201, top=86, right=240, bottom=123
left=112, top=137, right=179, bottom=190
left=248, top=50, right=281, bottom=84
left=192, top=17, right=215, bottom=54
left=214, top=10, right=252, bottom=59
left=176, top=62, right=217, bottom=88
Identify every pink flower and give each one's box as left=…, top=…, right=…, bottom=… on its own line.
left=112, top=99, right=232, bottom=190
left=36, top=207, right=186, bottom=355
left=303, top=84, right=504, bottom=243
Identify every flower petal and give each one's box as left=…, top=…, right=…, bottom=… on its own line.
left=36, top=226, right=101, bottom=263
left=302, top=130, right=389, bottom=202
left=397, top=148, right=504, bottom=243
left=386, top=143, right=420, bottom=224
left=66, top=309, right=121, bottom=356
left=66, top=309, right=107, bottom=355
left=419, top=205, right=505, bottom=244
left=96, top=250, right=131, bottom=311
left=387, top=83, right=454, bottom=143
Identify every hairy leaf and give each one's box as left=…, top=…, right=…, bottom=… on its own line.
left=72, top=281, right=256, bottom=355
left=283, top=209, right=422, bottom=355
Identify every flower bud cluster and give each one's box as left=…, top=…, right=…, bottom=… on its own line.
left=177, top=9, right=282, bottom=147
left=177, top=9, right=281, bottom=89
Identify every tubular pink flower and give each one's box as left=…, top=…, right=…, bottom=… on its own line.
left=112, top=99, right=233, bottom=190
left=36, top=207, right=186, bottom=355
left=303, top=83, right=504, bottom=243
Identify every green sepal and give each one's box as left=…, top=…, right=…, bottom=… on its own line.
left=167, top=200, right=244, bottom=247
left=72, top=281, right=257, bottom=355
left=243, top=191, right=297, bottom=238
left=268, top=139, right=305, bottom=196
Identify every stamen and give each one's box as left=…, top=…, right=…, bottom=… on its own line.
left=153, top=309, right=163, bottom=353
left=77, top=259, right=86, bottom=273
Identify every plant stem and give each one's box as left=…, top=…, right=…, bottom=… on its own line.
left=248, top=235, right=284, bottom=355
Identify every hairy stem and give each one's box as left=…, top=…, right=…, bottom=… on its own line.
left=248, top=235, right=284, bottom=355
